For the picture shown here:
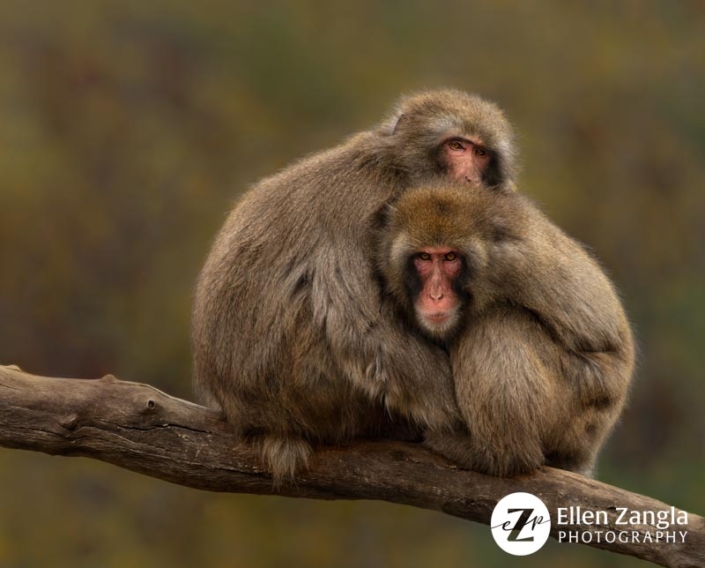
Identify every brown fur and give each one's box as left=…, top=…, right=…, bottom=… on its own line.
left=377, top=185, right=635, bottom=477
left=192, top=90, right=517, bottom=481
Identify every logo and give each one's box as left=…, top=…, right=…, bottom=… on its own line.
left=491, top=492, right=551, bottom=556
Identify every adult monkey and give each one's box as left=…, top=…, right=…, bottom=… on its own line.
left=192, top=89, right=518, bottom=481
left=377, top=184, right=635, bottom=477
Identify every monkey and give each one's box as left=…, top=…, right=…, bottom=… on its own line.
left=192, top=89, right=518, bottom=481
left=376, top=184, right=635, bottom=477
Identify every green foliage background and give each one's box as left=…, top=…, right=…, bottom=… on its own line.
left=1, top=1, right=703, bottom=566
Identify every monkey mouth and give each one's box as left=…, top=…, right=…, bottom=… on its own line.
left=417, top=309, right=459, bottom=341
left=425, top=312, right=450, bottom=323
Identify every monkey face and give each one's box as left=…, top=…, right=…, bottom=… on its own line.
left=409, top=247, right=466, bottom=340
left=387, top=89, right=516, bottom=192
left=440, top=137, right=491, bottom=187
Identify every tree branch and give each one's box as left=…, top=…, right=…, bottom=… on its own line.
left=0, top=365, right=701, bottom=566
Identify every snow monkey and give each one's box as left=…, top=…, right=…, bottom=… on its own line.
left=192, top=89, right=518, bottom=480
left=377, top=184, right=635, bottom=477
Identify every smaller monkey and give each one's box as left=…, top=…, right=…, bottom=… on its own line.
left=377, top=184, right=635, bottom=477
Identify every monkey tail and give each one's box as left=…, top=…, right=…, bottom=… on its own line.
left=257, top=435, right=313, bottom=485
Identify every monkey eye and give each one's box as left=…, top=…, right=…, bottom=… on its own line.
left=474, top=146, right=488, bottom=157
left=418, top=252, right=432, bottom=261
left=448, top=140, right=465, bottom=151
left=444, top=252, right=457, bottom=261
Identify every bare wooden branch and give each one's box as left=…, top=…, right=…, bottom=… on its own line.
left=0, top=365, right=702, bottom=567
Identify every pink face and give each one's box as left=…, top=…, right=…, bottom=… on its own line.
left=441, top=137, right=490, bottom=186
left=412, top=247, right=464, bottom=338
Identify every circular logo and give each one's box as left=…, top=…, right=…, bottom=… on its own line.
left=490, top=492, right=551, bottom=556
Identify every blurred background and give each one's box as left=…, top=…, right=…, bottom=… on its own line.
left=1, top=1, right=703, bottom=566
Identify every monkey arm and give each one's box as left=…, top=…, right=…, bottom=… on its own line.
left=311, top=238, right=460, bottom=430
left=500, top=198, right=633, bottom=359
left=487, top=198, right=635, bottom=419
left=440, top=199, right=636, bottom=479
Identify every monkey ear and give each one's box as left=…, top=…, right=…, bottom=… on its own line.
left=391, top=113, right=407, bottom=134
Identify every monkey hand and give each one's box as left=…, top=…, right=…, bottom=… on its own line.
left=371, top=321, right=460, bottom=431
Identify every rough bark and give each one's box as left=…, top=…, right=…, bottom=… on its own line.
left=0, top=365, right=702, bottom=567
